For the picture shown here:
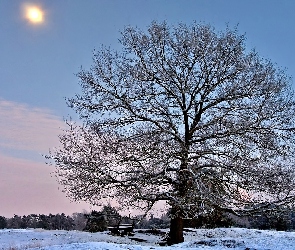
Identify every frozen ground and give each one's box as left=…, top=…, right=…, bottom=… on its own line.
left=1, top=227, right=295, bottom=249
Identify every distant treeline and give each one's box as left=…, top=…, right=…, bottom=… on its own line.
left=1, top=205, right=295, bottom=231
left=0, top=212, right=86, bottom=231
left=0, top=210, right=170, bottom=231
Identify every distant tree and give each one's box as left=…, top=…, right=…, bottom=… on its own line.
left=72, top=212, right=88, bottom=231
left=133, top=215, right=150, bottom=229
left=101, top=205, right=121, bottom=227
left=20, top=214, right=39, bottom=229
left=20, top=215, right=29, bottom=229
left=249, top=205, right=292, bottom=231
left=48, top=22, right=295, bottom=244
left=84, top=210, right=108, bottom=232
left=133, top=213, right=170, bottom=229
left=184, top=208, right=232, bottom=229
left=84, top=206, right=124, bottom=233
left=147, top=214, right=170, bottom=229
left=0, top=216, right=7, bottom=229
left=40, top=213, right=74, bottom=230
left=27, top=214, right=38, bottom=228
left=37, top=214, right=50, bottom=229
left=7, top=215, right=22, bottom=229
left=64, top=214, right=75, bottom=230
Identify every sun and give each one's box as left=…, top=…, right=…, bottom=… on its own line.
left=27, top=7, right=43, bottom=23
left=23, top=4, right=44, bottom=24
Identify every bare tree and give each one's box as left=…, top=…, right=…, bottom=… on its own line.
left=48, top=22, right=295, bottom=244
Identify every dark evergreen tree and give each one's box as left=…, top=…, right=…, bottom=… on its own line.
left=101, top=205, right=121, bottom=227
left=0, top=216, right=7, bottom=229
left=84, top=210, right=107, bottom=232
left=37, top=214, right=50, bottom=229
left=7, top=215, right=22, bottom=229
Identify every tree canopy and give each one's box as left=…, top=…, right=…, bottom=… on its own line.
left=48, top=22, right=295, bottom=244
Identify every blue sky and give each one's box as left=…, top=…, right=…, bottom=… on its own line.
left=0, top=0, right=295, bottom=217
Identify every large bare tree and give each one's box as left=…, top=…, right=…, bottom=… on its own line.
left=48, top=22, right=295, bottom=244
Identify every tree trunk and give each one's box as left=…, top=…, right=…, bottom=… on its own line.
left=168, top=215, right=184, bottom=245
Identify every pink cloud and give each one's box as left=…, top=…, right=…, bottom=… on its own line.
left=0, top=99, right=65, bottom=152
left=0, top=153, right=97, bottom=217
left=0, top=99, right=99, bottom=217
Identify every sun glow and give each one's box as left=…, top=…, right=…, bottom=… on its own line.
left=23, top=4, right=44, bottom=24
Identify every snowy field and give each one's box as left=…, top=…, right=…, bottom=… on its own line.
left=1, top=227, right=295, bottom=250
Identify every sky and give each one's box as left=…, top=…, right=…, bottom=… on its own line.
left=0, top=0, right=295, bottom=217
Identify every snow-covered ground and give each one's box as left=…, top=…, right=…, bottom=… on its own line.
left=1, top=227, right=295, bottom=250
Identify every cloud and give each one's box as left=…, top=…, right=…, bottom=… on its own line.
left=0, top=99, right=65, bottom=152
left=0, top=99, right=103, bottom=217
left=0, top=153, right=95, bottom=217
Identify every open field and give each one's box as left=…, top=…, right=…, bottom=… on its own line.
left=1, top=227, right=295, bottom=249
